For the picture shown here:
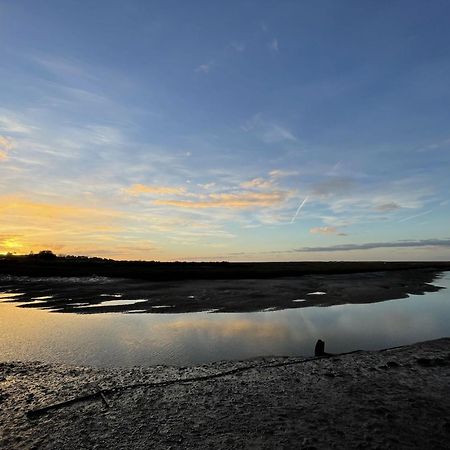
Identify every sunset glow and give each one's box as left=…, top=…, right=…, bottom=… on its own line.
left=1, top=1, right=449, bottom=261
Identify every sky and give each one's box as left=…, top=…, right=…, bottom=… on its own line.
left=0, top=0, right=449, bottom=261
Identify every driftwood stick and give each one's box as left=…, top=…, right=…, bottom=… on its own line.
left=25, top=365, right=259, bottom=419
left=100, top=392, right=111, bottom=408
left=25, top=358, right=312, bottom=419
left=27, top=392, right=102, bottom=419
left=27, top=344, right=402, bottom=419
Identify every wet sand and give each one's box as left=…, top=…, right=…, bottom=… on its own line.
left=1, top=268, right=446, bottom=313
left=1, top=338, right=450, bottom=449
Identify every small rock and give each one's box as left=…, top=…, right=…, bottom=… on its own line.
left=417, top=357, right=432, bottom=366
left=416, top=357, right=446, bottom=367
left=386, top=361, right=400, bottom=368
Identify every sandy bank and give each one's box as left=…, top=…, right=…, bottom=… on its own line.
left=1, top=338, right=450, bottom=449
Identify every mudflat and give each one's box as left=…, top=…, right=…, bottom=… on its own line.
left=2, top=338, right=450, bottom=449
left=1, top=267, right=447, bottom=313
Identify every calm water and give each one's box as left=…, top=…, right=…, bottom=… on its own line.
left=1, top=272, right=449, bottom=367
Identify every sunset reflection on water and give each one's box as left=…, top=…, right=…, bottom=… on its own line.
left=1, top=273, right=449, bottom=367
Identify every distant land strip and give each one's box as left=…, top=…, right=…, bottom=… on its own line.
left=1, top=254, right=450, bottom=281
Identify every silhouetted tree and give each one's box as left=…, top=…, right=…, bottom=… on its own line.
left=37, top=250, right=57, bottom=260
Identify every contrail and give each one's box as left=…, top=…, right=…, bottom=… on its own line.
left=290, top=196, right=308, bottom=223
left=397, top=209, right=433, bottom=223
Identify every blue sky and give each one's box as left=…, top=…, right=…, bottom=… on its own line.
left=0, top=0, right=449, bottom=260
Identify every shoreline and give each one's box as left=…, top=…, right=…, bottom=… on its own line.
left=2, top=338, right=450, bottom=448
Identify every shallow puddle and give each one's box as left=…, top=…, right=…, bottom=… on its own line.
left=83, top=299, right=148, bottom=307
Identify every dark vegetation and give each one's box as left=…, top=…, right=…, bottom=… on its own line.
left=1, top=251, right=450, bottom=282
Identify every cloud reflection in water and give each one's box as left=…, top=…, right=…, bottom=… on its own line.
left=0, top=273, right=449, bottom=367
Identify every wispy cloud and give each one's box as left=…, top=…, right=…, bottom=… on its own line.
left=0, top=136, right=14, bottom=161
left=195, top=61, right=214, bottom=74
left=126, top=173, right=295, bottom=212
left=312, top=177, right=354, bottom=198
left=374, top=202, right=401, bottom=212
left=154, top=191, right=290, bottom=209
left=240, top=177, right=274, bottom=190
left=309, top=226, right=347, bottom=236
left=262, top=124, right=296, bottom=143
left=269, top=38, right=279, bottom=52
left=84, top=125, right=124, bottom=146
left=242, top=114, right=296, bottom=143
left=295, top=238, right=450, bottom=253
left=32, top=55, right=97, bottom=80
left=0, top=114, right=34, bottom=134
left=230, top=42, right=245, bottom=52
left=125, top=184, right=186, bottom=196
left=269, top=169, right=299, bottom=178
left=307, top=175, right=434, bottom=230
left=417, top=137, right=450, bottom=152
left=198, top=182, right=216, bottom=190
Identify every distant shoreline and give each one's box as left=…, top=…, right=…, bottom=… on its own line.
left=1, top=255, right=450, bottom=282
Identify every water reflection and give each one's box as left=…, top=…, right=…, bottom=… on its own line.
left=0, top=273, right=449, bottom=367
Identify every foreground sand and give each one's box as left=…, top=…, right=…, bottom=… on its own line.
left=1, top=338, right=450, bottom=449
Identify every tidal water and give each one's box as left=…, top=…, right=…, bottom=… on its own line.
left=1, top=272, right=449, bottom=367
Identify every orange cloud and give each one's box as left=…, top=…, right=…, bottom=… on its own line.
left=155, top=191, right=290, bottom=209
left=0, top=196, right=121, bottom=221
left=0, top=195, right=241, bottom=259
left=310, top=226, right=347, bottom=236
left=240, top=177, right=274, bottom=190
left=125, top=175, right=294, bottom=210
left=125, top=184, right=186, bottom=196
left=0, top=195, right=127, bottom=255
